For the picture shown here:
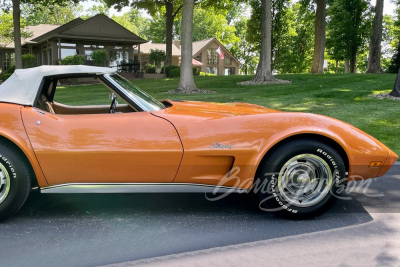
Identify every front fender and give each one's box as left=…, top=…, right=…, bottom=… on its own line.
left=255, top=113, right=393, bottom=181
left=0, top=104, right=48, bottom=187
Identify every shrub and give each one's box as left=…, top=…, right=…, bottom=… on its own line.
left=169, top=68, right=180, bottom=77
left=91, top=49, right=107, bottom=66
left=200, top=72, right=216, bottom=76
left=1, top=65, right=16, bottom=81
left=22, top=54, right=36, bottom=68
left=149, top=49, right=166, bottom=68
left=1, top=73, right=12, bottom=81
left=164, top=65, right=202, bottom=77
left=193, top=67, right=200, bottom=76
left=7, top=65, right=15, bottom=74
left=60, top=55, right=85, bottom=65
left=165, top=65, right=180, bottom=77
left=146, top=65, right=156, bottom=74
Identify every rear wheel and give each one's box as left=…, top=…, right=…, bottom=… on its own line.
left=255, top=139, right=346, bottom=219
left=0, top=143, right=32, bottom=221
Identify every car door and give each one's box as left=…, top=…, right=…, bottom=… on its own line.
left=21, top=107, right=183, bottom=186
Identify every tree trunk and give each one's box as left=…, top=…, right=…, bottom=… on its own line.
left=165, top=1, right=174, bottom=66
left=238, top=0, right=290, bottom=85
left=176, top=0, right=198, bottom=92
left=252, top=0, right=274, bottom=82
left=13, top=0, right=23, bottom=69
left=310, top=0, right=326, bottom=74
left=389, top=67, right=400, bottom=97
left=335, top=60, right=338, bottom=74
left=350, top=54, right=357, bottom=73
left=344, top=59, right=349, bottom=73
left=366, top=0, right=384, bottom=73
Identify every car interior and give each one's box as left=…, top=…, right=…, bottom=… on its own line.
left=35, top=75, right=137, bottom=115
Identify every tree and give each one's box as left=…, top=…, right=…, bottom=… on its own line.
left=146, top=13, right=168, bottom=42
left=148, top=48, right=166, bottom=68
left=389, top=67, right=400, bottom=97
left=253, top=0, right=274, bottom=82
left=105, top=0, right=183, bottom=66
left=387, top=1, right=400, bottom=72
left=174, top=6, right=238, bottom=44
left=326, top=0, right=370, bottom=73
left=0, top=10, right=15, bottom=46
left=112, top=9, right=150, bottom=38
left=246, top=0, right=294, bottom=71
left=2, top=0, right=80, bottom=69
left=12, top=0, right=22, bottom=69
left=388, top=42, right=400, bottom=73
left=310, top=0, right=326, bottom=73
left=176, top=0, right=199, bottom=93
left=275, top=2, right=314, bottom=74
left=231, top=16, right=259, bottom=75
left=366, top=0, right=384, bottom=73
left=22, top=1, right=82, bottom=25
left=239, top=0, right=290, bottom=84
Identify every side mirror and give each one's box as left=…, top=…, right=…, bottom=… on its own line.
left=109, top=91, right=115, bottom=100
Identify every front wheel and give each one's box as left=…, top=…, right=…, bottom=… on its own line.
left=255, top=139, right=346, bottom=219
left=0, top=142, right=32, bottom=221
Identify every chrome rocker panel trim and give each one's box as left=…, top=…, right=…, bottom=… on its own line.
left=40, top=183, right=248, bottom=194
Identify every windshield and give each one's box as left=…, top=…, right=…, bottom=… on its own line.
left=104, top=74, right=165, bottom=111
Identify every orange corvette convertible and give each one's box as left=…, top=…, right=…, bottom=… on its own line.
left=0, top=65, right=397, bottom=220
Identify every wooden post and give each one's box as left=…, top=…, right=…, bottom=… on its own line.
left=138, top=44, right=141, bottom=71
left=58, top=39, right=61, bottom=63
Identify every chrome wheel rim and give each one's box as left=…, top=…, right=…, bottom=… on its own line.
left=0, top=163, right=11, bottom=205
left=278, top=154, right=332, bottom=208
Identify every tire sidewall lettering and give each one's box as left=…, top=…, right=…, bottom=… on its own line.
left=270, top=174, right=298, bottom=213
left=259, top=143, right=346, bottom=217
left=0, top=154, right=17, bottom=179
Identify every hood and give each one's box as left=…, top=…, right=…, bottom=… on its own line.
left=153, top=100, right=280, bottom=120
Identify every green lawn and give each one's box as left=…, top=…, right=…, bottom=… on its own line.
left=56, top=74, right=400, bottom=156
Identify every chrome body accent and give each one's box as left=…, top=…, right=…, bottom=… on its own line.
left=277, top=154, right=333, bottom=208
left=40, top=183, right=248, bottom=194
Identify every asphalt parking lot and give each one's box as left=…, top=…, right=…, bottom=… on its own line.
left=1, top=165, right=400, bottom=267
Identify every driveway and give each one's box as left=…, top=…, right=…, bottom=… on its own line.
left=1, top=165, right=400, bottom=267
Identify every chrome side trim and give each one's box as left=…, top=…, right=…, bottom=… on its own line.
left=40, top=183, right=248, bottom=194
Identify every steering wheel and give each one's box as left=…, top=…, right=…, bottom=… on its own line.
left=109, top=96, right=117, bottom=113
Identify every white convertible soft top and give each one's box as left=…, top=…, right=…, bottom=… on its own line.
left=0, top=65, right=116, bottom=106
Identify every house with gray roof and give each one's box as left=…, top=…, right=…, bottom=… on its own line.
left=0, top=14, right=147, bottom=71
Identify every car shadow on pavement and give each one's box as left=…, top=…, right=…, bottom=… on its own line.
left=0, top=191, right=377, bottom=266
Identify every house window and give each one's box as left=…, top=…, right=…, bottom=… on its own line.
left=224, top=67, right=235, bottom=75
left=196, top=55, right=202, bottom=62
left=60, top=43, right=77, bottom=60
left=83, top=45, right=106, bottom=61
left=224, top=56, right=232, bottom=65
left=61, top=48, right=77, bottom=59
left=109, top=50, right=129, bottom=66
left=61, top=43, right=76, bottom=47
left=207, top=49, right=218, bottom=65
left=3, top=52, right=13, bottom=70
left=207, top=66, right=218, bottom=75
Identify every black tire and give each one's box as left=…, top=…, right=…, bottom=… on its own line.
left=254, top=139, right=346, bottom=219
left=0, top=142, right=32, bottom=221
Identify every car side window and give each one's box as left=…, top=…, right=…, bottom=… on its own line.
left=36, top=76, right=136, bottom=115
